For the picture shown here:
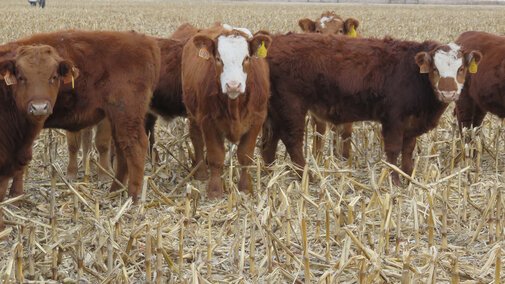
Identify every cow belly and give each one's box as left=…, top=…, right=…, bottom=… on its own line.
left=44, top=109, right=106, bottom=131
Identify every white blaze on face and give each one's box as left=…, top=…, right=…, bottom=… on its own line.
left=217, top=34, right=249, bottom=99
left=319, top=16, right=334, bottom=28
left=433, top=42, right=464, bottom=94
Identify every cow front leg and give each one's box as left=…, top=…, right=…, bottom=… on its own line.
left=0, top=176, right=9, bottom=233
left=8, top=170, right=24, bottom=207
left=261, top=119, right=280, bottom=166
left=281, top=119, right=307, bottom=179
left=189, top=119, right=208, bottom=180
left=311, top=115, right=327, bottom=159
left=202, top=123, right=225, bottom=199
left=66, top=130, right=81, bottom=180
left=382, top=125, right=404, bottom=185
left=95, top=119, right=113, bottom=181
left=110, top=138, right=129, bottom=194
left=145, top=113, right=157, bottom=157
left=401, top=135, right=417, bottom=177
left=237, top=123, right=263, bottom=194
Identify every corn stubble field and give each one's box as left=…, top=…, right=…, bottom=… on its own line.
left=1, top=0, right=505, bottom=282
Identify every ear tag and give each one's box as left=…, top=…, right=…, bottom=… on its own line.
left=256, top=41, right=267, bottom=58
left=4, top=70, right=17, bottom=86
left=469, top=57, right=478, bottom=74
left=199, top=46, right=210, bottom=60
left=347, top=25, right=357, bottom=38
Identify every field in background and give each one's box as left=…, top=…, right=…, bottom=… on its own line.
left=1, top=0, right=505, bottom=282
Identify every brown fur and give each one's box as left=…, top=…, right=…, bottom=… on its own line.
left=0, top=45, right=76, bottom=230
left=261, top=33, right=477, bottom=183
left=182, top=25, right=271, bottom=198
left=1, top=30, right=161, bottom=204
left=455, top=31, right=504, bottom=129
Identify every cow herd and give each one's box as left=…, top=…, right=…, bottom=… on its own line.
left=1, top=11, right=505, bottom=233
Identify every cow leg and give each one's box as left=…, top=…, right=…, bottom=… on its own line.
left=341, top=123, right=353, bottom=159
left=455, top=91, right=486, bottom=130
left=190, top=119, right=208, bottom=180
left=66, top=130, right=81, bottom=180
left=281, top=128, right=307, bottom=178
left=311, top=115, right=326, bottom=158
left=237, top=123, right=263, bottom=194
left=0, top=176, right=9, bottom=233
left=145, top=113, right=157, bottom=157
left=81, top=126, right=93, bottom=172
left=7, top=170, right=24, bottom=207
left=401, top=135, right=417, bottom=177
left=202, top=123, right=225, bottom=199
left=95, top=119, right=113, bottom=181
left=382, top=125, right=404, bottom=185
left=261, top=119, right=280, bottom=166
left=110, top=138, right=128, bottom=194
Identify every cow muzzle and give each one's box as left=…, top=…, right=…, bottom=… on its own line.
left=225, top=81, right=243, bottom=99
left=437, top=91, right=460, bottom=104
left=28, top=100, right=52, bottom=117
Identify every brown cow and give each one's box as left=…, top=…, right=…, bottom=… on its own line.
left=0, top=45, right=77, bottom=230
left=1, top=30, right=161, bottom=203
left=455, top=31, right=504, bottom=130
left=299, top=11, right=360, bottom=159
left=261, top=33, right=481, bottom=184
left=182, top=24, right=271, bottom=198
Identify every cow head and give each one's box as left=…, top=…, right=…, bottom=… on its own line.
left=298, top=11, right=360, bottom=37
left=193, top=27, right=271, bottom=99
left=0, top=45, right=79, bottom=122
left=415, top=43, right=482, bottom=103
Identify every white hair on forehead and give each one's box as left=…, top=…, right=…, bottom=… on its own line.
left=433, top=42, right=464, bottom=93
left=319, top=16, right=334, bottom=28
left=217, top=34, right=249, bottom=95
left=222, top=23, right=253, bottom=39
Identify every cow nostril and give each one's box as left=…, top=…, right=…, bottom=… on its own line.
left=43, top=105, right=48, bottom=111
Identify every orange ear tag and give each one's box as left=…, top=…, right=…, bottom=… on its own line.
left=4, top=70, right=17, bottom=86
left=199, top=46, right=210, bottom=60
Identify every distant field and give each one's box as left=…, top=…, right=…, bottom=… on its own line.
left=1, top=0, right=505, bottom=282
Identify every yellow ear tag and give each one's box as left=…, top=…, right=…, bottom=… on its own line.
left=4, top=70, right=17, bottom=86
left=469, top=57, right=478, bottom=74
left=347, top=25, right=357, bottom=38
left=256, top=41, right=267, bottom=58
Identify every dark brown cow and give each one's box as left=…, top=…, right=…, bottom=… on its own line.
left=1, top=30, right=161, bottom=203
left=455, top=31, right=503, bottom=129
left=299, top=11, right=361, bottom=159
left=261, top=33, right=481, bottom=183
left=0, top=45, right=77, bottom=230
left=182, top=24, right=271, bottom=198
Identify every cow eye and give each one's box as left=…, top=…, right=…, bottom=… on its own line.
left=316, top=30, right=321, bottom=33
left=458, top=66, right=464, bottom=73
left=244, top=56, right=250, bottom=64
left=215, top=56, right=222, bottom=64
left=339, top=29, right=344, bottom=34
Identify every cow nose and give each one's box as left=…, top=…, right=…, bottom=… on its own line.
left=226, top=81, right=242, bottom=93
left=29, top=102, right=50, bottom=116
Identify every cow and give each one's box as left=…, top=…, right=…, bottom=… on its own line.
left=260, top=32, right=481, bottom=184
left=454, top=31, right=504, bottom=130
left=1, top=30, right=161, bottom=203
left=0, top=45, right=78, bottom=231
left=182, top=24, right=271, bottom=198
left=299, top=11, right=361, bottom=159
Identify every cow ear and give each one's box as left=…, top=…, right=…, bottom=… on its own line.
left=465, top=50, right=482, bottom=73
left=193, top=34, right=215, bottom=60
left=298, top=18, right=316, bottom=32
left=415, top=52, right=432, bottom=74
left=250, top=34, right=272, bottom=58
left=344, top=18, right=360, bottom=36
left=59, top=61, right=79, bottom=85
left=0, top=59, right=17, bottom=86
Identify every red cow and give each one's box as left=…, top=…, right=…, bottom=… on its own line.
left=1, top=30, right=161, bottom=203
left=299, top=11, right=360, bottom=159
left=455, top=31, right=504, bottom=129
left=261, top=33, right=481, bottom=183
left=0, top=45, right=78, bottom=230
left=182, top=24, right=271, bottom=198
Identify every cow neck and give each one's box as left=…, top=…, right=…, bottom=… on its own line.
left=0, top=86, right=43, bottom=174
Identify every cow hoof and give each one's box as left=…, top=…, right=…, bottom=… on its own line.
left=66, top=170, right=78, bottom=181
left=207, top=189, right=223, bottom=200
left=97, top=172, right=112, bottom=182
